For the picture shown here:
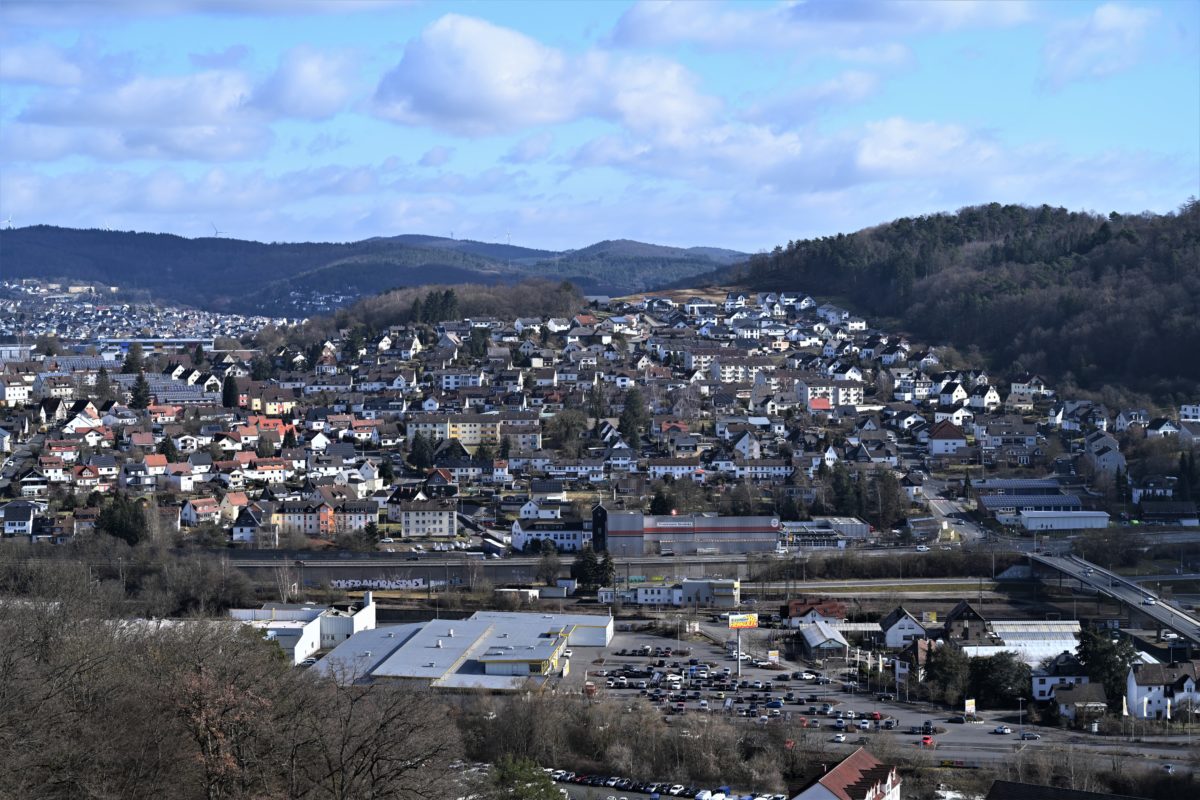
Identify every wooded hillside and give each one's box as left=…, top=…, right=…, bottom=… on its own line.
left=726, top=200, right=1200, bottom=402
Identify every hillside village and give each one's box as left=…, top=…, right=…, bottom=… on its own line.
left=2, top=281, right=1199, bottom=549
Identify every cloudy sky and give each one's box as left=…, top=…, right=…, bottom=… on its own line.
left=1, top=0, right=1197, bottom=251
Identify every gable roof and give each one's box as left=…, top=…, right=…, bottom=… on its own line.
left=806, top=747, right=897, bottom=800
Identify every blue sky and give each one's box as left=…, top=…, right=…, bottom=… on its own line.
left=1, top=0, right=1197, bottom=252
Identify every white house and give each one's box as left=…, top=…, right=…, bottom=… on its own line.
left=878, top=607, right=927, bottom=649
left=1126, top=660, right=1200, bottom=719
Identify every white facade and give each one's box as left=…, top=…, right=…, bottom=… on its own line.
left=1019, top=511, right=1109, bottom=531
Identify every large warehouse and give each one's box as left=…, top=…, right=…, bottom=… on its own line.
left=314, top=611, right=613, bottom=690
left=593, top=505, right=780, bottom=556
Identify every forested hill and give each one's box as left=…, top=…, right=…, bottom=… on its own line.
left=724, top=201, right=1200, bottom=401
left=0, top=226, right=745, bottom=314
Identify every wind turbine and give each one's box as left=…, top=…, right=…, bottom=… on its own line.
left=210, top=222, right=225, bottom=238
left=1, top=215, right=13, bottom=230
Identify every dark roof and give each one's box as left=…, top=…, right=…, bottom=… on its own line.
left=985, top=780, right=1144, bottom=800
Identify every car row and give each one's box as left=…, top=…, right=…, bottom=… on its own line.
left=547, top=770, right=786, bottom=799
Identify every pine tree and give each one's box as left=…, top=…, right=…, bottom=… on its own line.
left=222, top=375, right=239, bottom=408
left=97, top=493, right=146, bottom=546
left=122, top=343, right=144, bottom=374
left=573, top=546, right=602, bottom=587
left=95, top=367, right=114, bottom=403
left=282, top=428, right=298, bottom=449
left=409, top=432, right=434, bottom=470
left=193, top=343, right=205, bottom=366
left=130, top=373, right=151, bottom=409
left=410, top=296, right=423, bottom=324
left=649, top=488, right=672, bottom=515
left=157, top=437, right=180, bottom=463
left=619, top=387, right=648, bottom=442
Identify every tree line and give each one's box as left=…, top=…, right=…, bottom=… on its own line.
left=731, top=200, right=1200, bottom=403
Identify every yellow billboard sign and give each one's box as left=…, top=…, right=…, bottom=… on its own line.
left=728, top=613, right=759, bottom=630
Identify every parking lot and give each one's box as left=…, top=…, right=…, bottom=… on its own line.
left=571, top=627, right=1038, bottom=758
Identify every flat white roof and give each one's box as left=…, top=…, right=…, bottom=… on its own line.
left=469, top=611, right=612, bottom=629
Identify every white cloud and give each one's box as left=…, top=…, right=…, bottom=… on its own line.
left=0, top=1, right=410, bottom=27
left=856, top=117, right=1002, bottom=178
left=21, top=69, right=252, bottom=126
left=372, top=14, right=717, bottom=137
left=742, top=70, right=880, bottom=130
left=503, top=132, right=555, bottom=163
left=253, top=45, right=357, bottom=120
left=0, top=41, right=85, bottom=86
left=609, top=0, right=1032, bottom=53
left=1042, top=3, right=1159, bottom=89
left=418, top=145, right=454, bottom=167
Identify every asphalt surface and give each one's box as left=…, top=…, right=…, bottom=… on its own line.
left=1032, top=553, right=1200, bottom=641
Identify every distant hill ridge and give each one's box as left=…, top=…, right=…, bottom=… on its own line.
left=0, top=225, right=747, bottom=314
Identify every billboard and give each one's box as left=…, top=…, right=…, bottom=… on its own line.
left=964, top=698, right=976, bottom=715
left=728, top=613, right=759, bottom=630
left=767, top=650, right=780, bottom=664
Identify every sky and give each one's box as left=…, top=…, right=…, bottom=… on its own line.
left=1, top=0, right=1197, bottom=252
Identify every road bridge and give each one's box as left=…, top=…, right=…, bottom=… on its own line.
left=1030, top=553, right=1200, bottom=642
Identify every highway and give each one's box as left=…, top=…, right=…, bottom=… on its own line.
left=1031, top=553, right=1200, bottom=640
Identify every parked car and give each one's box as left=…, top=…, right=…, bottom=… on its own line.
left=915, top=545, right=930, bottom=552
left=1020, top=732, right=1041, bottom=740
left=832, top=733, right=847, bottom=743
left=994, top=725, right=1013, bottom=735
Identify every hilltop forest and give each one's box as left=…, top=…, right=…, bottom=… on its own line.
left=723, top=200, right=1200, bottom=404
left=0, top=226, right=743, bottom=312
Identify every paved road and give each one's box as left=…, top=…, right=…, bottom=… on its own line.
left=1032, top=553, right=1200, bottom=641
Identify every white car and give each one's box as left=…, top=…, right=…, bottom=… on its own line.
left=562, top=649, right=573, bottom=659
left=994, top=725, right=1012, bottom=735
left=380, top=537, right=394, bottom=543
left=832, top=733, right=847, bottom=742
left=1143, top=597, right=1157, bottom=605
left=915, top=545, right=931, bottom=552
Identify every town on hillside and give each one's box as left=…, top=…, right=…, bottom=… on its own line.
left=2, top=279, right=1199, bottom=800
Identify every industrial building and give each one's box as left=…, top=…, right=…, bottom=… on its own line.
left=780, top=516, right=870, bottom=546
left=1018, top=510, right=1109, bottom=532
left=597, top=578, right=741, bottom=608
left=230, top=593, right=377, bottom=665
left=313, top=610, right=613, bottom=690
left=593, top=505, right=780, bottom=556
left=960, top=620, right=1082, bottom=666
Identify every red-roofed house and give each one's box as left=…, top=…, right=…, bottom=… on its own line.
left=927, top=420, right=967, bottom=455
left=791, top=747, right=900, bottom=800
left=182, top=497, right=221, bottom=527
left=143, top=454, right=168, bottom=476
left=220, top=491, right=250, bottom=522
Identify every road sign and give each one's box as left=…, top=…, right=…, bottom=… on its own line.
left=728, top=613, right=759, bottom=630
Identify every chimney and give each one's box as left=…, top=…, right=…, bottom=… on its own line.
left=448, top=628, right=455, bottom=637
left=436, top=639, right=443, bottom=648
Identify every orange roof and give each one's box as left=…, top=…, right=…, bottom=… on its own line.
left=143, top=454, right=167, bottom=467
left=813, top=747, right=897, bottom=800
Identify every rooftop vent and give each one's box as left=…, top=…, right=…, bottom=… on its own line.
left=448, top=628, right=455, bottom=637
left=436, top=639, right=443, bottom=648
left=425, top=662, right=436, bottom=668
